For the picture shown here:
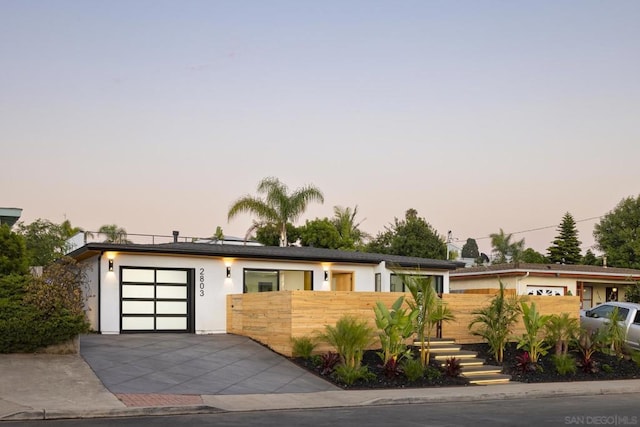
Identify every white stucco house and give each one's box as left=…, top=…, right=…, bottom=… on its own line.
left=68, top=241, right=460, bottom=335
left=449, top=262, right=640, bottom=309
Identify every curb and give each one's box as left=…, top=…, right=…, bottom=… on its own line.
left=0, top=405, right=223, bottom=421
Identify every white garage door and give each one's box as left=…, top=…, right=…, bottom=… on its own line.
left=526, top=286, right=565, bottom=296
left=120, top=268, right=193, bottom=332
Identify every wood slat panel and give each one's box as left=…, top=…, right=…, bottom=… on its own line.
left=227, top=291, right=581, bottom=356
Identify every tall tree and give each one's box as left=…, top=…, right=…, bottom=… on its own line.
left=331, top=205, right=369, bottom=249
left=16, top=219, right=69, bottom=266
left=461, top=238, right=480, bottom=259
left=366, top=209, right=446, bottom=259
left=547, top=212, right=582, bottom=264
left=0, top=224, right=29, bottom=276
left=98, top=224, right=131, bottom=243
left=489, top=228, right=525, bottom=264
left=594, top=195, right=640, bottom=268
left=227, top=177, right=324, bottom=247
left=581, top=249, right=602, bottom=266
left=298, top=218, right=342, bottom=249
left=521, top=248, right=548, bottom=264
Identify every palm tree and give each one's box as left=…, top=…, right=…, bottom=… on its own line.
left=227, top=177, right=324, bottom=247
left=331, top=205, right=370, bottom=249
left=98, top=224, right=130, bottom=244
left=490, top=228, right=525, bottom=263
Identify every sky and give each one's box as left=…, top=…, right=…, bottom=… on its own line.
left=2, top=0, right=639, bottom=256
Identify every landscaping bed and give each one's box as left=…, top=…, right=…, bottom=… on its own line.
left=291, top=343, right=640, bottom=389
left=464, top=342, right=640, bottom=383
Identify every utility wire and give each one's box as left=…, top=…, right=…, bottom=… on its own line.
left=452, top=215, right=604, bottom=243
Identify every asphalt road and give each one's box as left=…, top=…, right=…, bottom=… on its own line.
left=5, top=394, right=640, bottom=427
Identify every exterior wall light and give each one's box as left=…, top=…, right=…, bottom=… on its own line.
left=226, top=266, right=231, bottom=278
left=324, top=271, right=329, bottom=281
left=108, top=259, right=114, bottom=272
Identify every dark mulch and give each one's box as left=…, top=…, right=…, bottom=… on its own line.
left=292, top=349, right=469, bottom=390
left=462, top=342, right=640, bottom=383
left=291, top=344, right=640, bottom=389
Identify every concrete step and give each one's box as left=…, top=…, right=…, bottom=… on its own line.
left=415, top=344, right=462, bottom=352
left=464, top=374, right=512, bottom=385
left=461, top=365, right=503, bottom=376
left=431, top=350, right=478, bottom=360
left=413, top=338, right=456, bottom=345
left=436, top=357, right=485, bottom=366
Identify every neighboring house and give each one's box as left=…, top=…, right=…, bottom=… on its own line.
left=68, top=241, right=460, bottom=335
left=449, top=263, right=640, bottom=309
left=0, top=207, right=22, bottom=227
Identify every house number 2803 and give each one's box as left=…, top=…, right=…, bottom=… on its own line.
left=199, top=268, right=205, bottom=297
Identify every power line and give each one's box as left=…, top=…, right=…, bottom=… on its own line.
left=453, top=215, right=604, bottom=242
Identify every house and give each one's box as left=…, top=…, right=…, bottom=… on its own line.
left=68, top=240, right=460, bottom=335
left=449, top=262, right=640, bottom=309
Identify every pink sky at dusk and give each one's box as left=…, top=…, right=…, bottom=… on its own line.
left=3, top=1, right=639, bottom=257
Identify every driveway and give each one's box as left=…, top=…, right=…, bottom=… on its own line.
left=80, top=334, right=339, bottom=395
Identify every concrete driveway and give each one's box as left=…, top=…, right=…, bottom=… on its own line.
left=80, top=334, right=339, bottom=395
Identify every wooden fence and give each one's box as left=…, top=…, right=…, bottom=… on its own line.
left=227, top=291, right=580, bottom=357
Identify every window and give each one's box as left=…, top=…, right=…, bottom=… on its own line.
left=390, top=274, right=443, bottom=293
left=375, top=273, right=381, bottom=292
left=589, top=304, right=629, bottom=321
left=243, top=269, right=313, bottom=293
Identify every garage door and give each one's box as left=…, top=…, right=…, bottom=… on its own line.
left=120, top=268, right=194, bottom=333
left=526, top=286, right=565, bottom=296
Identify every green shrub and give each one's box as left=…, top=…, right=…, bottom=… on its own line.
left=318, top=315, right=375, bottom=370
left=469, top=281, right=521, bottom=364
left=291, top=336, right=316, bottom=359
left=517, top=302, right=551, bottom=363
left=401, top=358, right=425, bottom=382
left=602, top=364, right=614, bottom=373
left=631, top=350, right=640, bottom=366
left=333, top=365, right=374, bottom=386
left=373, top=296, right=416, bottom=367
left=552, top=354, right=577, bottom=375
left=0, top=301, right=88, bottom=353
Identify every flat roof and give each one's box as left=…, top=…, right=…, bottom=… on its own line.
left=69, top=242, right=461, bottom=270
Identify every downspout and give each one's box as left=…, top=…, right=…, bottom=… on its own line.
left=97, top=252, right=102, bottom=333
left=516, top=271, right=530, bottom=295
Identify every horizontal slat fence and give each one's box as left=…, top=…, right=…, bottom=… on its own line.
left=227, top=291, right=580, bottom=357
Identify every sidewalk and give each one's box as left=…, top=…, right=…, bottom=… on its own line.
left=1, top=353, right=640, bottom=421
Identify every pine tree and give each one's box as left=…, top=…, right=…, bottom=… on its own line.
left=547, top=212, right=581, bottom=264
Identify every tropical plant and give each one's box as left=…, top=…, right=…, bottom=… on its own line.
left=333, top=364, right=374, bottom=386
left=291, top=336, right=316, bottom=359
left=98, top=224, right=131, bottom=244
left=552, top=353, right=577, bottom=375
left=469, top=281, right=521, bottom=363
left=574, top=327, right=605, bottom=373
left=373, top=296, right=417, bottom=367
left=332, top=205, right=370, bottom=249
left=318, top=315, right=375, bottom=371
left=227, top=177, right=324, bottom=247
left=404, top=274, right=455, bottom=367
left=443, top=357, right=462, bottom=377
left=517, top=302, right=551, bottom=364
left=489, top=228, right=525, bottom=264
left=600, top=306, right=626, bottom=357
left=316, top=352, right=340, bottom=376
left=515, top=351, right=538, bottom=373
left=544, top=313, right=580, bottom=356
left=401, top=357, right=425, bottom=382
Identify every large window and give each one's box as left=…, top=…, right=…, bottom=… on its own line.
left=243, top=269, right=313, bottom=293
left=390, top=274, right=443, bottom=294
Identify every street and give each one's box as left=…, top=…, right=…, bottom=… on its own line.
left=4, top=394, right=640, bottom=427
